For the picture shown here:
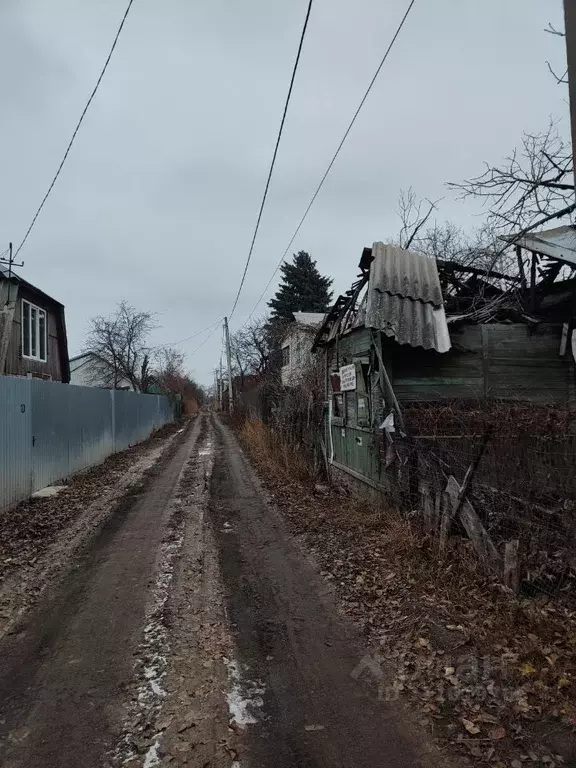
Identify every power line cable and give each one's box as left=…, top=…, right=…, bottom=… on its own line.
left=14, top=0, right=136, bottom=258
left=242, top=0, right=416, bottom=326
left=155, top=316, right=223, bottom=348
left=189, top=322, right=221, bottom=356
left=228, top=0, right=314, bottom=320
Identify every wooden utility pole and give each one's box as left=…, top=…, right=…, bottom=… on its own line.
left=219, top=355, right=224, bottom=411
left=564, top=0, right=576, bottom=185
left=224, top=316, right=233, bottom=414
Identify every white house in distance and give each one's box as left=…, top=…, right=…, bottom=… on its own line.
left=69, top=352, right=134, bottom=390
left=280, top=311, right=325, bottom=387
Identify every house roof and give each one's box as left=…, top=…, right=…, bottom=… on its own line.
left=0, top=267, right=70, bottom=381
left=505, top=226, right=576, bottom=267
left=69, top=352, right=91, bottom=363
left=281, top=311, right=326, bottom=345
left=69, top=352, right=101, bottom=369
left=364, top=243, right=450, bottom=353
left=292, top=311, right=326, bottom=327
left=0, top=267, right=65, bottom=308
left=367, top=242, right=444, bottom=306
left=313, top=242, right=450, bottom=353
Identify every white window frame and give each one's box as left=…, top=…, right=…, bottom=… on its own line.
left=21, top=299, right=47, bottom=362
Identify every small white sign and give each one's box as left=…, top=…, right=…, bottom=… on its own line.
left=339, top=364, right=356, bottom=391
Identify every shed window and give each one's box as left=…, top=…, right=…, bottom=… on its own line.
left=282, top=345, right=290, bottom=367
left=355, top=360, right=371, bottom=427
left=345, top=391, right=356, bottom=425
left=22, top=300, right=47, bottom=362
left=331, top=392, right=345, bottom=426
left=333, top=392, right=344, bottom=417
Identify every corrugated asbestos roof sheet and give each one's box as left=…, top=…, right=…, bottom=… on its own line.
left=365, top=243, right=450, bottom=353
left=369, top=242, right=444, bottom=305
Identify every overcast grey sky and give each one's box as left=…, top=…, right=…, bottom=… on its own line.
left=0, top=0, right=569, bottom=384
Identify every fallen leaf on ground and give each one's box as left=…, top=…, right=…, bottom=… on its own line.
left=462, top=718, right=480, bottom=735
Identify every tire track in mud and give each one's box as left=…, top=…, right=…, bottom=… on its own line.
left=208, top=414, right=425, bottom=768
left=110, top=413, right=212, bottom=767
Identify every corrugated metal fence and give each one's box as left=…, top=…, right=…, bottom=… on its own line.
left=0, top=378, right=174, bottom=511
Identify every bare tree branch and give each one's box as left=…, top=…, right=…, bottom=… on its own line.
left=154, top=346, right=204, bottom=404
left=448, top=119, right=574, bottom=236
left=397, top=188, right=442, bottom=249
left=230, top=317, right=272, bottom=384
left=544, top=22, right=565, bottom=37
left=85, top=301, right=155, bottom=391
left=546, top=60, right=569, bottom=84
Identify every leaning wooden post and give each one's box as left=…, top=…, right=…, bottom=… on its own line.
left=504, top=539, right=520, bottom=593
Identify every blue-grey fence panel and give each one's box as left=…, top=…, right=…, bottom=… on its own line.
left=113, top=391, right=171, bottom=452
left=1, top=378, right=173, bottom=511
left=158, top=395, right=173, bottom=427
left=62, top=385, right=114, bottom=476
left=0, top=377, right=32, bottom=510
left=31, top=379, right=71, bottom=489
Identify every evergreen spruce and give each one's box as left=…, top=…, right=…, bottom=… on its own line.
left=268, top=251, right=333, bottom=322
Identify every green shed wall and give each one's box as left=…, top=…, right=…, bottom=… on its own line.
left=326, top=327, right=386, bottom=488
left=392, top=323, right=576, bottom=405
left=324, top=322, right=576, bottom=492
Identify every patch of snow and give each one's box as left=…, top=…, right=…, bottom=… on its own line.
left=111, top=428, right=216, bottom=767
left=31, top=485, right=68, bottom=499
left=224, top=657, right=265, bottom=727
left=198, top=441, right=213, bottom=457
left=111, top=525, right=184, bottom=765
left=143, top=740, right=161, bottom=767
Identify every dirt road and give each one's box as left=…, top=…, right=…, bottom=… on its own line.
left=0, top=412, right=430, bottom=767
left=209, top=416, right=426, bottom=768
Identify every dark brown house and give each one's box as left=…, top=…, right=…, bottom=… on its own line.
left=0, top=268, right=70, bottom=382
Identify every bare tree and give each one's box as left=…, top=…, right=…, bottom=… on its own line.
left=230, top=317, right=272, bottom=387
left=392, top=186, right=517, bottom=278
left=544, top=22, right=568, bottom=84
left=85, top=301, right=155, bottom=392
left=396, top=187, right=439, bottom=249
left=448, top=119, right=574, bottom=236
left=153, top=345, right=204, bottom=406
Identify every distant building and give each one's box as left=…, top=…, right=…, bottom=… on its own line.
left=280, top=311, right=325, bottom=387
left=0, top=267, right=69, bottom=382
left=69, top=352, right=134, bottom=390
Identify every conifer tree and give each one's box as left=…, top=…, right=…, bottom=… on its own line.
left=268, top=251, right=333, bottom=322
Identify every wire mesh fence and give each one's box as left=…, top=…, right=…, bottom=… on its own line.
left=378, top=401, right=576, bottom=601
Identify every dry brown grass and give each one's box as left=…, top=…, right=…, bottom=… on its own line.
left=240, top=416, right=318, bottom=484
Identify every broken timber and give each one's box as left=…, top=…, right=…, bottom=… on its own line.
left=439, top=473, right=502, bottom=573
